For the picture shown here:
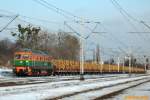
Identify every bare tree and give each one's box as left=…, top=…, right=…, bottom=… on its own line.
left=0, top=38, right=15, bottom=66
left=12, top=24, right=41, bottom=49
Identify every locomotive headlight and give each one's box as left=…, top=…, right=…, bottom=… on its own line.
left=26, top=60, right=29, bottom=63
left=20, top=61, right=23, bottom=63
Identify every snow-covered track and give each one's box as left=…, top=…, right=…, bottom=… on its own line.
left=59, top=76, right=150, bottom=100
left=0, top=75, right=134, bottom=95
left=0, top=75, right=149, bottom=100
left=0, top=74, right=129, bottom=87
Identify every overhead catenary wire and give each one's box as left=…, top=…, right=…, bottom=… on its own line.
left=100, top=23, right=128, bottom=48
left=32, top=0, right=102, bottom=41
left=0, top=15, right=19, bottom=32
left=64, top=21, right=105, bottom=41
left=110, top=0, right=138, bottom=31
left=87, top=22, right=129, bottom=58
left=63, top=21, right=81, bottom=37
left=111, top=0, right=150, bottom=38
left=111, top=0, right=139, bottom=22
left=32, top=0, right=79, bottom=21
left=0, top=9, right=60, bottom=24
left=39, top=0, right=82, bottom=20
left=0, top=9, right=65, bottom=32
left=0, top=14, right=14, bottom=18
left=112, top=0, right=150, bottom=30
left=110, top=0, right=150, bottom=59
left=140, top=21, right=150, bottom=30
left=32, top=0, right=98, bottom=29
left=21, top=15, right=61, bottom=24
left=34, top=0, right=96, bottom=23
left=109, top=0, right=150, bottom=48
left=109, top=0, right=142, bottom=45
left=0, top=9, right=97, bottom=39
left=84, top=22, right=102, bottom=39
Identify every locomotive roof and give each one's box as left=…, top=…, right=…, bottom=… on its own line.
left=19, top=48, right=48, bottom=55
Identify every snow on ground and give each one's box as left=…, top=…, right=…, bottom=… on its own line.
left=105, top=80, right=150, bottom=100
left=0, top=74, right=137, bottom=95
left=61, top=78, right=149, bottom=100
left=0, top=75, right=128, bottom=96
left=0, top=67, right=13, bottom=78
left=0, top=67, right=149, bottom=100
left=0, top=75, right=149, bottom=100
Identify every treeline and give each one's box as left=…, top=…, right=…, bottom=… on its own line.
left=0, top=39, right=16, bottom=66
left=0, top=24, right=80, bottom=66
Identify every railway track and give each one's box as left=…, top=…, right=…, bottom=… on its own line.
left=94, top=80, right=150, bottom=100
left=54, top=76, right=150, bottom=100
left=0, top=74, right=148, bottom=99
left=0, top=74, right=130, bottom=87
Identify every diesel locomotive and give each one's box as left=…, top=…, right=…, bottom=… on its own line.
left=13, top=49, right=53, bottom=76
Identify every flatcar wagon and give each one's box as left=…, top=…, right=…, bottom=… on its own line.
left=51, top=60, right=145, bottom=75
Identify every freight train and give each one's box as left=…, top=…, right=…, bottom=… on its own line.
left=13, top=49, right=145, bottom=76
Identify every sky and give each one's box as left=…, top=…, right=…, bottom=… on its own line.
left=0, top=0, right=150, bottom=60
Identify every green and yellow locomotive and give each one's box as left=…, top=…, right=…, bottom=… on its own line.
left=13, top=49, right=53, bottom=76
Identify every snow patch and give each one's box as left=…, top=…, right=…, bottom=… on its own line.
left=0, top=75, right=149, bottom=100
left=0, top=67, right=13, bottom=78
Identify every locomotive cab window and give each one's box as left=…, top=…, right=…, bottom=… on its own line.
left=22, top=55, right=29, bottom=59
left=15, top=54, right=21, bottom=59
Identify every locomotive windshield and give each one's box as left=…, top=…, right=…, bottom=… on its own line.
left=22, top=55, right=29, bottom=59
left=15, top=54, right=21, bottom=59
left=15, top=54, right=30, bottom=60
